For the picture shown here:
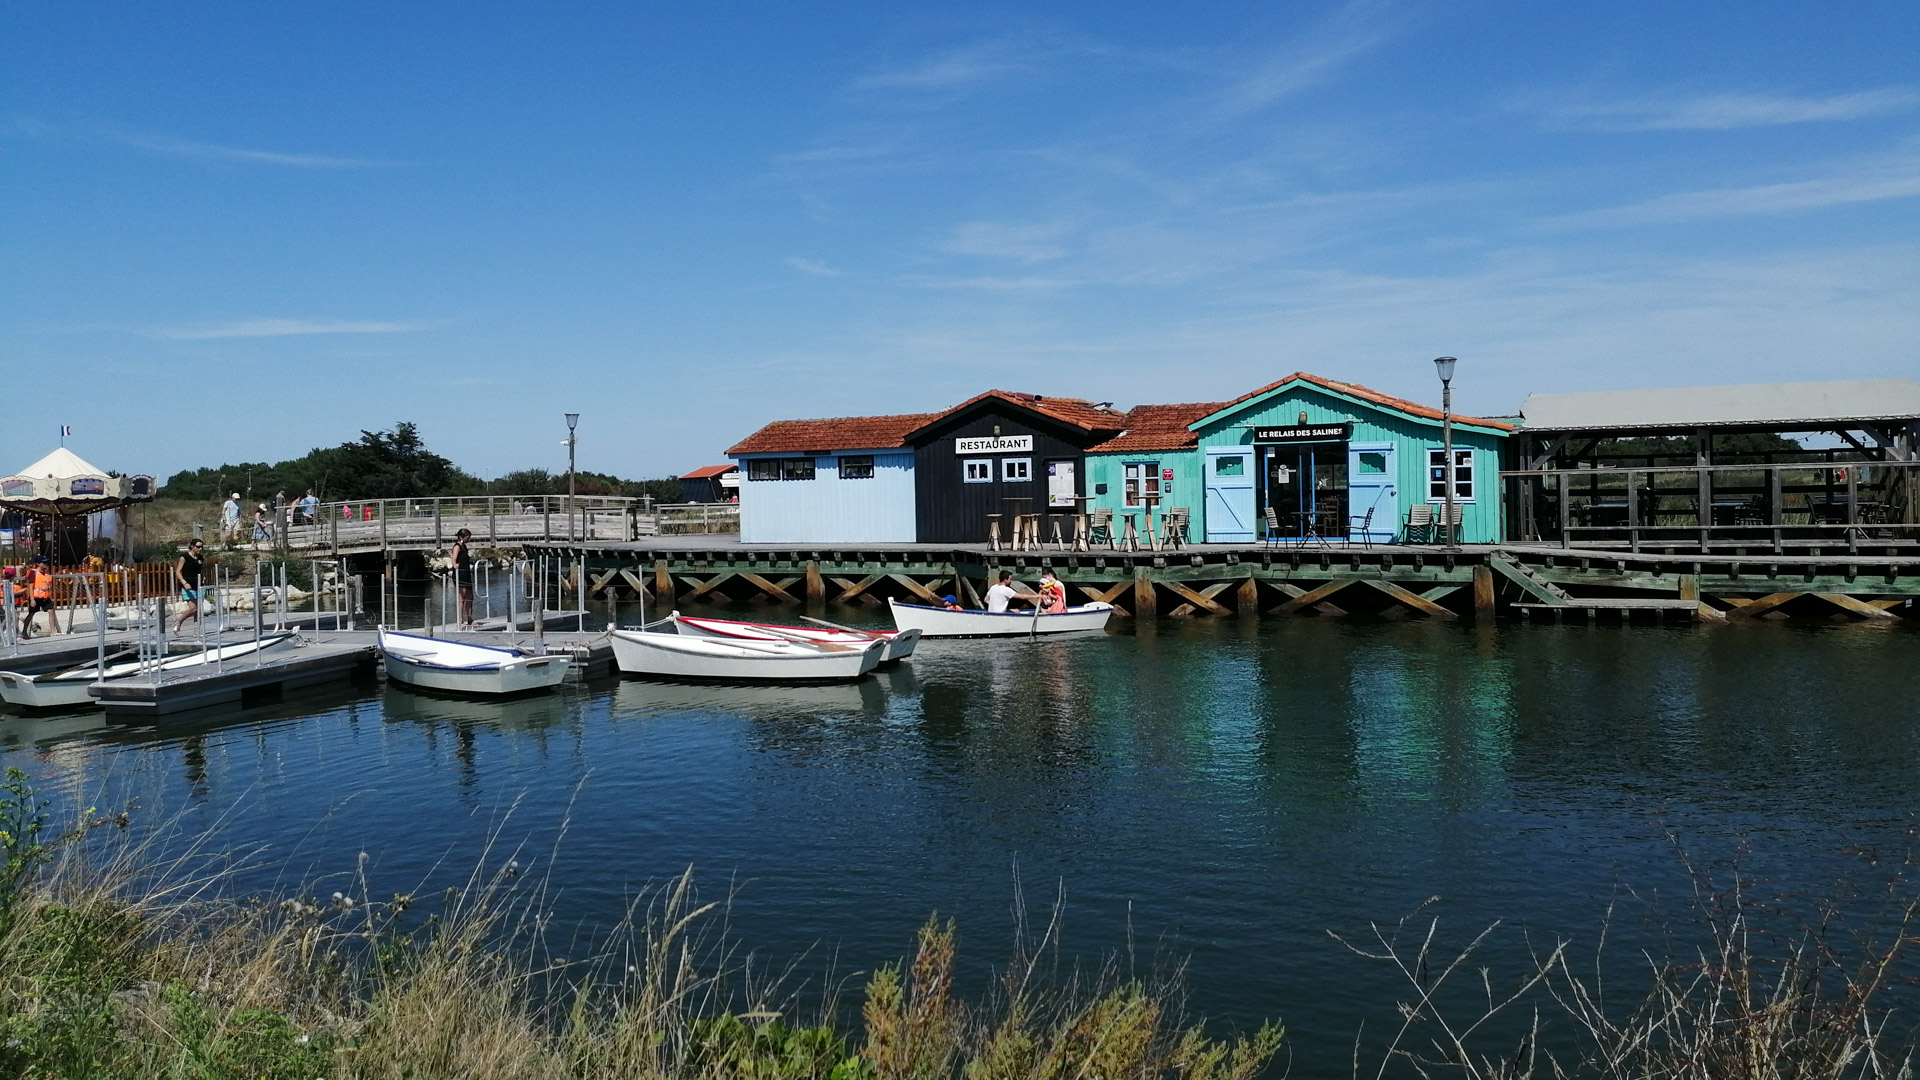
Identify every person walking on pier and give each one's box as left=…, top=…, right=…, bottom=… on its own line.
left=252, top=505, right=272, bottom=548
left=221, top=493, right=242, bottom=544
left=173, top=539, right=205, bottom=634
left=19, top=556, right=59, bottom=638
left=451, top=528, right=476, bottom=628
left=296, top=489, right=318, bottom=524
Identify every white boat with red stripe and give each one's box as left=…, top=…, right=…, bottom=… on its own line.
left=669, top=613, right=921, bottom=663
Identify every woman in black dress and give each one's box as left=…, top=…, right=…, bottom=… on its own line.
left=450, top=528, right=476, bottom=628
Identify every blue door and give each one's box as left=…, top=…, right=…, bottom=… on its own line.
left=1347, top=443, right=1397, bottom=543
left=1204, top=447, right=1255, bottom=542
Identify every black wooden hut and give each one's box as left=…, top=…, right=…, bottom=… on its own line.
left=906, top=390, right=1126, bottom=543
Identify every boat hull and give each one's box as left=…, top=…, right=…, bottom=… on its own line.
left=887, top=598, right=1113, bottom=638
left=0, top=671, right=98, bottom=709
left=671, top=615, right=922, bottom=662
left=1, top=633, right=300, bottom=710
left=610, top=629, right=881, bottom=682
left=377, top=629, right=570, bottom=697
left=383, top=652, right=569, bottom=696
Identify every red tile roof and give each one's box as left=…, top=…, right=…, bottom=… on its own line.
left=725, top=412, right=941, bottom=456
left=915, top=389, right=1126, bottom=436
left=1087, top=402, right=1226, bottom=453
left=1199, top=372, right=1514, bottom=431
left=680, top=464, right=738, bottom=480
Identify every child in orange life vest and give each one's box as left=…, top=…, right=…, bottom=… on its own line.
left=20, top=555, right=60, bottom=637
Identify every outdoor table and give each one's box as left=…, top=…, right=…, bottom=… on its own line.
left=1140, top=494, right=1163, bottom=551
left=1060, top=496, right=1096, bottom=551
left=1001, top=498, right=1034, bottom=551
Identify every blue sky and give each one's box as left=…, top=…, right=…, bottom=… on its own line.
left=5, top=2, right=1917, bottom=483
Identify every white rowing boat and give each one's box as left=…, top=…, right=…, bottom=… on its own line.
left=886, top=597, right=1113, bottom=638
left=670, top=614, right=921, bottom=662
left=0, top=633, right=299, bottom=710
left=378, top=628, right=571, bottom=697
left=610, top=623, right=883, bottom=682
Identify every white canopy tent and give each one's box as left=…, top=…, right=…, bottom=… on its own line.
left=0, top=448, right=154, bottom=517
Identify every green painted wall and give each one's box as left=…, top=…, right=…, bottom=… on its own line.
left=1089, top=382, right=1509, bottom=544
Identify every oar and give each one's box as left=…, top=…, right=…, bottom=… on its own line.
left=799, top=614, right=884, bottom=637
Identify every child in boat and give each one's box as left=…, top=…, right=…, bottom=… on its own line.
left=1038, top=570, right=1067, bottom=614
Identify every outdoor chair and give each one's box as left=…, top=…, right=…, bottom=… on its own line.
left=1348, top=506, right=1375, bottom=550
left=1436, top=503, right=1463, bottom=545
left=1165, top=507, right=1190, bottom=548
left=1404, top=504, right=1433, bottom=544
left=1262, top=507, right=1281, bottom=547
left=1087, top=507, right=1114, bottom=549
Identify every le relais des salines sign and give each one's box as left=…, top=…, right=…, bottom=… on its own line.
left=955, top=435, right=1034, bottom=453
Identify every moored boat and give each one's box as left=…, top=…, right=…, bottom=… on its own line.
left=610, top=624, right=883, bottom=682
left=886, top=597, right=1113, bottom=638
left=0, top=633, right=299, bottom=710
left=670, top=614, right=921, bottom=662
left=378, top=628, right=570, bottom=697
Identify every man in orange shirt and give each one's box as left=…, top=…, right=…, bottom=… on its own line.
left=19, top=555, right=59, bottom=638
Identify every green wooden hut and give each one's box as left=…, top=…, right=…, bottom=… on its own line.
left=1087, top=373, right=1513, bottom=544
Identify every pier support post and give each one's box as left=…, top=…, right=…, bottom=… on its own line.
left=1677, top=574, right=1699, bottom=602
left=806, top=561, right=824, bottom=601
left=653, top=560, right=673, bottom=603
left=1473, top=564, right=1496, bottom=620
left=1237, top=571, right=1258, bottom=612
left=1133, top=566, right=1156, bottom=619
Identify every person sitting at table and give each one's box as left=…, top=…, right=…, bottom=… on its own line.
left=984, top=570, right=1038, bottom=613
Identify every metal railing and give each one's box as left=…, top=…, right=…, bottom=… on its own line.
left=275, top=494, right=646, bottom=552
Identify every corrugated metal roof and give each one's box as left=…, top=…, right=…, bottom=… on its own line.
left=1520, top=379, right=1920, bottom=432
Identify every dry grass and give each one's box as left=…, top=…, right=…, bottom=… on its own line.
left=0, top=769, right=1283, bottom=1079
left=1339, top=835, right=1920, bottom=1080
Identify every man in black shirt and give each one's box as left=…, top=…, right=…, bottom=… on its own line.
left=173, top=538, right=205, bottom=633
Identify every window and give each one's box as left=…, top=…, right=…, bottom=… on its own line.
left=1214, top=456, right=1244, bottom=476
left=747, top=459, right=780, bottom=482
left=1001, top=457, right=1032, bottom=482
left=1123, top=461, right=1161, bottom=507
left=963, top=459, right=992, bottom=484
left=781, top=458, right=816, bottom=481
left=840, top=455, right=874, bottom=479
left=1357, top=451, right=1387, bottom=474
left=1427, top=448, right=1474, bottom=502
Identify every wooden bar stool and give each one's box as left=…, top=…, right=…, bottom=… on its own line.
left=1118, top=511, right=1141, bottom=552
left=986, top=513, right=1004, bottom=551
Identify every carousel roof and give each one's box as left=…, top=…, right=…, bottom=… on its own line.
left=1, top=447, right=154, bottom=516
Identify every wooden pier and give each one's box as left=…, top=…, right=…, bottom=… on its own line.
left=528, top=540, right=1920, bottom=623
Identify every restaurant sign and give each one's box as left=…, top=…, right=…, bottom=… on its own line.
left=1252, top=423, right=1351, bottom=443
left=955, top=435, right=1033, bottom=453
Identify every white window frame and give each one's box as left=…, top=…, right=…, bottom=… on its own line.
left=963, top=458, right=993, bottom=484
left=1000, top=456, right=1032, bottom=483
left=1123, top=461, right=1160, bottom=507
left=1426, top=448, right=1475, bottom=503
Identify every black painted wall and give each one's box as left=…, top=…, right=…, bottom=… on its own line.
left=911, top=403, right=1116, bottom=543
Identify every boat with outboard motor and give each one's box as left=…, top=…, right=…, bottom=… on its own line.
left=377, top=628, right=571, bottom=697
left=886, top=597, right=1113, bottom=638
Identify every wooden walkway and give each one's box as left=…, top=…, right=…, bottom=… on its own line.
left=525, top=540, right=1920, bottom=623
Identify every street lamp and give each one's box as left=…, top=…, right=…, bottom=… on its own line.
left=1432, top=357, right=1459, bottom=550
left=565, top=412, right=580, bottom=541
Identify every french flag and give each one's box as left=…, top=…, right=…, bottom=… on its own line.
left=59, top=425, right=71, bottom=437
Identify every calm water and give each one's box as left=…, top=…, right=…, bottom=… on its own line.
left=5, top=615, right=1919, bottom=1071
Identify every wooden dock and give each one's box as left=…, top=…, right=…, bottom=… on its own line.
left=526, top=540, right=1920, bottom=623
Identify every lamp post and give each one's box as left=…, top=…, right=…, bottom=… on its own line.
left=1433, top=357, right=1459, bottom=550
left=565, top=412, right=580, bottom=541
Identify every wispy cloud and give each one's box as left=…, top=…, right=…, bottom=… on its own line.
left=785, top=257, right=841, bottom=277
left=943, top=222, right=1070, bottom=264
left=1548, top=154, right=1920, bottom=228
left=852, top=38, right=1043, bottom=93
left=1211, top=0, right=1412, bottom=119
left=150, top=318, right=431, bottom=340
left=118, top=132, right=392, bottom=168
left=1531, top=87, right=1920, bottom=132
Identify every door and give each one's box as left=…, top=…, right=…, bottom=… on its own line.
left=1046, top=459, right=1077, bottom=509
left=1347, top=443, right=1397, bottom=543
left=1204, top=447, right=1255, bottom=542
